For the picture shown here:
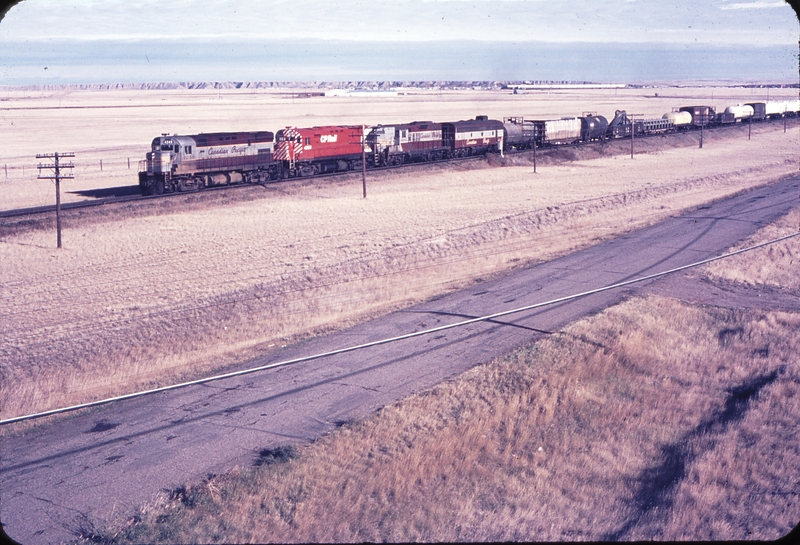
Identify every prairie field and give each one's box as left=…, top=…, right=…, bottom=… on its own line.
left=2, top=86, right=799, bottom=542
left=0, top=87, right=798, bottom=422
left=77, top=201, right=800, bottom=544
left=81, top=288, right=800, bottom=542
left=1, top=84, right=797, bottom=209
left=705, top=206, right=800, bottom=291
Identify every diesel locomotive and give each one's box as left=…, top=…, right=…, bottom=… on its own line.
left=138, top=99, right=799, bottom=195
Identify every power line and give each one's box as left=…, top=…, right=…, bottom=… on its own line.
left=1, top=230, right=798, bottom=426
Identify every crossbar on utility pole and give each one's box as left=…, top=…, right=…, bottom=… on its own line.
left=36, top=152, right=74, bottom=249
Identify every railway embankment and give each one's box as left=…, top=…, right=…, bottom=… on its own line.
left=68, top=206, right=800, bottom=543
left=1, top=122, right=796, bottom=424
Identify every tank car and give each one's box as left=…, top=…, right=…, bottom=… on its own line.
left=501, top=118, right=541, bottom=150
left=273, top=125, right=371, bottom=177
left=138, top=131, right=275, bottom=195
left=662, top=111, right=693, bottom=128
left=367, top=121, right=446, bottom=165
left=441, top=116, right=505, bottom=157
left=723, top=104, right=754, bottom=121
left=579, top=114, right=608, bottom=141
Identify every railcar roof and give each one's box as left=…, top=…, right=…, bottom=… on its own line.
left=189, top=131, right=274, bottom=142
left=442, top=119, right=505, bottom=130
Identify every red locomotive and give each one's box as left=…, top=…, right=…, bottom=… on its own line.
left=273, top=125, right=368, bottom=177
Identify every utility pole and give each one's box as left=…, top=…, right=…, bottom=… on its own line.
left=699, top=113, right=704, bottom=149
left=628, top=113, right=642, bottom=159
left=529, top=119, right=537, bottom=174
left=361, top=125, right=367, bottom=199
left=36, top=152, right=74, bottom=249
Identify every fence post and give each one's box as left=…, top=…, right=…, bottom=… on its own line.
left=100, top=159, right=103, bottom=171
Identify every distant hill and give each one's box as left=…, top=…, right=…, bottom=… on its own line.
left=2, top=81, right=795, bottom=92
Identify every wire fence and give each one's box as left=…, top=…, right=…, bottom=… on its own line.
left=2, top=157, right=139, bottom=180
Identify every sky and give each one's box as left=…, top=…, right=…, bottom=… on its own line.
left=0, top=0, right=798, bottom=84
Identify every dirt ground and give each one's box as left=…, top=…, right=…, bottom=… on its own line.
left=1, top=86, right=798, bottom=420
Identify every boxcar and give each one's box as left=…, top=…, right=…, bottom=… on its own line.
left=745, top=102, right=767, bottom=121
left=679, top=105, right=716, bottom=126
left=528, top=117, right=582, bottom=144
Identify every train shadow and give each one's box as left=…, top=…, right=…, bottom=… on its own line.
left=68, top=185, right=140, bottom=198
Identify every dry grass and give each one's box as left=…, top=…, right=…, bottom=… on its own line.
left=2, top=121, right=797, bottom=422
left=704, top=206, right=800, bottom=291
left=82, top=295, right=799, bottom=543
left=3, top=85, right=796, bottom=210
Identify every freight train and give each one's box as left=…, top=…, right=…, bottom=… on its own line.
left=138, top=99, right=799, bottom=195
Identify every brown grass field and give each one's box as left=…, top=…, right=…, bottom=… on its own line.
left=78, top=232, right=800, bottom=542
left=1, top=86, right=798, bottom=422
left=1, top=86, right=799, bottom=541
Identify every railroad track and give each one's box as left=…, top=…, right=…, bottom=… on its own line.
left=0, top=118, right=791, bottom=219
left=0, top=153, right=490, bottom=219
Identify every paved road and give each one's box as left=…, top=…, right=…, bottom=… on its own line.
left=2, top=175, right=799, bottom=544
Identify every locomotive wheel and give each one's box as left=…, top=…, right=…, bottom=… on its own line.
left=155, top=179, right=165, bottom=195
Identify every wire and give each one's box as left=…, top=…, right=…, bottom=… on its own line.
left=2, top=230, right=798, bottom=426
